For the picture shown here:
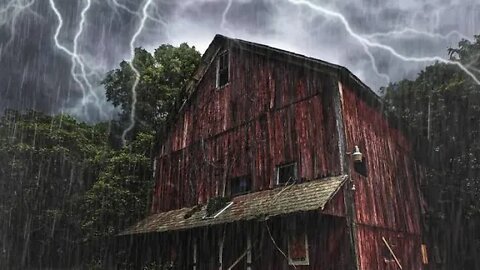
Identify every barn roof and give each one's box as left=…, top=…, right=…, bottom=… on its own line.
left=161, top=35, right=399, bottom=142
left=183, top=34, right=383, bottom=108
left=158, top=34, right=417, bottom=155
left=119, top=175, right=347, bottom=236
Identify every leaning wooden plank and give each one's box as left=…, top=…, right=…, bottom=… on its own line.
left=382, top=237, right=403, bottom=269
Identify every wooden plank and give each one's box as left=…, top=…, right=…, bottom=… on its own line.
left=382, top=237, right=403, bottom=269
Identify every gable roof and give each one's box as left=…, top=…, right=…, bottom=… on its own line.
left=159, top=34, right=412, bottom=150
left=119, top=175, right=347, bottom=235
left=160, top=34, right=389, bottom=142
left=213, top=35, right=381, bottom=102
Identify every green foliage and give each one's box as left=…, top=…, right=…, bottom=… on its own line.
left=448, top=35, right=480, bottom=71
left=384, top=36, right=480, bottom=268
left=81, top=133, right=153, bottom=241
left=1, top=42, right=200, bottom=268
left=78, top=43, right=200, bottom=267
left=0, top=110, right=108, bottom=268
left=102, top=43, right=201, bottom=142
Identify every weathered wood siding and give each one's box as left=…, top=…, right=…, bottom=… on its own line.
left=254, top=214, right=350, bottom=270
left=124, top=215, right=349, bottom=270
left=355, top=226, right=422, bottom=270
left=340, top=82, right=423, bottom=269
left=152, top=46, right=342, bottom=213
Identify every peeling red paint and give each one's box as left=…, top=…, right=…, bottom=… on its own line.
left=341, top=83, right=423, bottom=269
left=152, top=47, right=342, bottom=213
left=143, top=35, right=425, bottom=270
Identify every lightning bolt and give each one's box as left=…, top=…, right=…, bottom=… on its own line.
left=287, top=0, right=480, bottom=85
left=0, top=0, right=36, bottom=25
left=121, top=0, right=154, bottom=145
left=219, top=0, right=390, bottom=83
left=0, top=0, right=36, bottom=50
left=220, top=0, right=233, bottom=33
left=49, top=0, right=107, bottom=120
left=365, top=28, right=472, bottom=42
left=111, top=0, right=168, bottom=28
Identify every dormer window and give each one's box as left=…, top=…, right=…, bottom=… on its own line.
left=276, top=162, right=298, bottom=185
left=216, top=51, right=229, bottom=88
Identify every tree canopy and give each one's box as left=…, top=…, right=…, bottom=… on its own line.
left=102, top=43, right=201, bottom=144
left=384, top=35, right=480, bottom=269
left=0, top=110, right=108, bottom=268
left=0, top=43, right=201, bottom=269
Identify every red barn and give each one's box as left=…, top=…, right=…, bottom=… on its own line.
left=120, top=35, right=426, bottom=270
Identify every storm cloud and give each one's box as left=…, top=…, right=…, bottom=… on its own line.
left=0, top=0, right=479, bottom=121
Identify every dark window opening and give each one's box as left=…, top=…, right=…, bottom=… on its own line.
left=354, top=156, right=368, bottom=177
left=229, top=175, right=252, bottom=196
left=216, top=51, right=229, bottom=88
left=276, top=162, right=297, bottom=185
left=288, top=231, right=309, bottom=265
left=287, top=218, right=310, bottom=266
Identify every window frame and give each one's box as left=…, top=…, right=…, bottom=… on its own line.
left=275, top=162, right=298, bottom=185
left=216, top=50, right=230, bottom=89
left=287, top=223, right=310, bottom=266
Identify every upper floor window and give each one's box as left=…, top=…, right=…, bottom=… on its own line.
left=276, top=162, right=298, bottom=185
left=228, top=175, right=252, bottom=197
left=216, top=51, right=229, bottom=88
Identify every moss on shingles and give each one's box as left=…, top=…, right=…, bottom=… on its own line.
left=205, top=197, right=230, bottom=217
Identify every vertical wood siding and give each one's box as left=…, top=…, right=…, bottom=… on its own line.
left=340, top=83, right=423, bottom=269
left=356, top=225, right=422, bottom=270
left=147, top=38, right=424, bottom=269
left=126, top=215, right=349, bottom=270
left=152, top=47, right=342, bottom=213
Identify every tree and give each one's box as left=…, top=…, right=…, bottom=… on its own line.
left=0, top=109, right=108, bottom=268
left=102, top=43, right=201, bottom=144
left=78, top=43, right=201, bottom=267
left=384, top=36, right=480, bottom=269
left=81, top=132, right=153, bottom=242
left=448, top=35, right=480, bottom=72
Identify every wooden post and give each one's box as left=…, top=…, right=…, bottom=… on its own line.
left=335, top=80, right=360, bottom=270
left=421, top=244, right=429, bottom=265
left=193, top=238, right=198, bottom=270
left=219, top=230, right=225, bottom=270
left=246, top=234, right=252, bottom=270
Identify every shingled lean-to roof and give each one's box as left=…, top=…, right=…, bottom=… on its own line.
left=120, top=175, right=347, bottom=236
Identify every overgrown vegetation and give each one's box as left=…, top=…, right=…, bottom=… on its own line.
left=384, top=35, right=480, bottom=269
left=0, top=110, right=108, bottom=268
left=0, top=43, right=201, bottom=269
left=102, top=43, right=201, bottom=146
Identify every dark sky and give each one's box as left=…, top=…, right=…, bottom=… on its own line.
left=0, top=0, right=479, bottom=122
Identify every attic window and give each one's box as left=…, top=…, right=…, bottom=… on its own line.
left=229, top=175, right=252, bottom=197
left=216, top=51, right=229, bottom=88
left=276, top=162, right=297, bottom=185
